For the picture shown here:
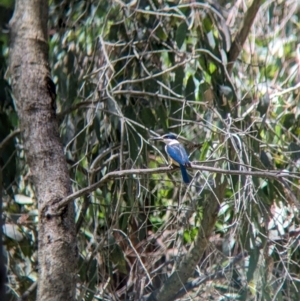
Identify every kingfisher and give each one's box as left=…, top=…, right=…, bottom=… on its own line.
left=151, top=133, right=191, bottom=184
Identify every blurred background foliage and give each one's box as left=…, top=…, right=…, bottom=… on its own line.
left=1, top=0, right=300, bottom=300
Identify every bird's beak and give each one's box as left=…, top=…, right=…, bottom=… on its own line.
left=149, top=136, right=163, bottom=141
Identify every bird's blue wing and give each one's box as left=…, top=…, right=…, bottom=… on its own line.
left=166, top=144, right=190, bottom=166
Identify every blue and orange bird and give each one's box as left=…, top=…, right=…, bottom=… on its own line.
left=152, top=133, right=191, bottom=184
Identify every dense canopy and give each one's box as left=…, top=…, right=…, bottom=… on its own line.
left=1, top=0, right=300, bottom=300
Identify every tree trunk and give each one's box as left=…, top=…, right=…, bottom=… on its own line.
left=0, top=169, right=6, bottom=301
left=9, top=1, right=77, bottom=300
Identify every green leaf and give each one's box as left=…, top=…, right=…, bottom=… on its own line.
left=281, top=113, right=295, bottom=129
left=108, top=235, right=128, bottom=275
left=173, top=66, right=184, bottom=95
left=257, top=94, right=270, bottom=116
left=208, top=62, right=217, bottom=74
left=247, top=248, right=260, bottom=282
left=185, top=75, right=195, bottom=100
left=14, top=194, right=34, bottom=205
left=202, top=16, right=213, bottom=32
left=75, top=118, right=86, bottom=152
left=260, top=151, right=273, bottom=169
left=155, top=25, right=168, bottom=41
left=155, top=104, right=168, bottom=131
left=141, top=107, right=155, bottom=128
left=170, top=66, right=184, bottom=125
left=3, top=224, right=23, bottom=241
left=199, top=141, right=210, bottom=161
left=176, top=22, right=188, bottom=49
left=288, top=142, right=300, bottom=161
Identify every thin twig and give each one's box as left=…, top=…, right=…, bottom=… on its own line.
left=173, top=251, right=249, bottom=300
left=17, top=281, right=37, bottom=301
left=113, top=229, right=152, bottom=285
left=227, top=0, right=263, bottom=74
left=0, top=129, right=21, bottom=150
left=53, top=163, right=300, bottom=212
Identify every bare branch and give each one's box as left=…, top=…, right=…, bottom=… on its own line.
left=227, top=0, right=263, bottom=74
left=0, top=129, right=20, bottom=150
left=17, top=282, right=37, bottom=301
left=53, top=162, right=300, bottom=214
left=172, top=251, right=248, bottom=300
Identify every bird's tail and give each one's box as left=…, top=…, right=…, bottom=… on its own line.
left=180, top=165, right=190, bottom=184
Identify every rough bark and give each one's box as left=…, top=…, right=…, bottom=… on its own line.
left=9, top=1, right=77, bottom=300
left=0, top=169, right=6, bottom=301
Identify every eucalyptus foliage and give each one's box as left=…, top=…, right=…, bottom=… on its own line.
left=1, top=0, right=300, bottom=300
